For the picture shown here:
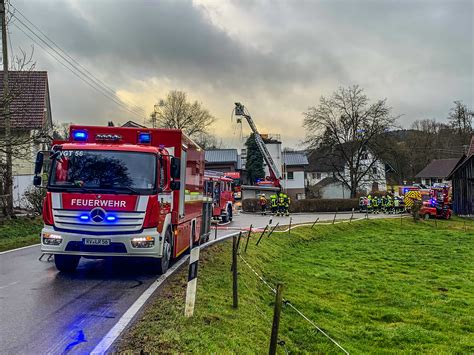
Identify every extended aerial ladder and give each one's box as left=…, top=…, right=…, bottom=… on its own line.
left=234, top=103, right=281, bottom=188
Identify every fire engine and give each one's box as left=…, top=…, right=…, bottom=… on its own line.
left=204, top=170, right=234, bottom=223
left=33, top=125, right=211, bottom=274
left=419, top=186, right=452, bottom=219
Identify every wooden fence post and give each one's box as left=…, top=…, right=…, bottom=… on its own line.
left=333, top=210, right=337, bottom=224
left=350, top=208, right=354, bottom=223
left=255, top=225, right=268, bottom=247
left=232, top=235, right=238, bottom=308
left=269, top=283, right=284, bottom=355
left=288, top=217, right=292, bottom=235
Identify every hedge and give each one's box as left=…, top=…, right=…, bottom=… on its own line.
left=242, top=198, right=359, bottom=213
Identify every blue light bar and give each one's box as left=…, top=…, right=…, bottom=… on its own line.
left=73, top=130, right=88, bottom=141
left=79, top=214, right=89, bottom=221
left=106, top=215, right=116, bottom=222
left=138, top=132, right=151, bottom=144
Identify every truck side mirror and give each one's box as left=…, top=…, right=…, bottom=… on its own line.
left=33, top=175, right=42, bottom=186
left=170, top=157, right=181, bottom=179
left=34, top=152, right=44, bottom=175
left=170, top=181, right=180, bottom=191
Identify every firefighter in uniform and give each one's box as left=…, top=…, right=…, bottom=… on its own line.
left=372, top=195, right=379, bottom=214
left=270, top=193, right=278, bottom=215
left=277, top=192, right=286, bottom=216
left=259, top=194, right=267, bottom=216
left=367, top=195, right=373, bottom=213
left=284, top=194, right=291, bottom=216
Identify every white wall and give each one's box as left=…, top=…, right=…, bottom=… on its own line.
left=264, top=142, right=282, bottom=178
left=282, top=171, right=305, bottom=190
left=320, top=183, right=351, bottom=199
left=13, top=174, right=34, bottom=209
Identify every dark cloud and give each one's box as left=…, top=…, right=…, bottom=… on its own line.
left=8, top=0, right=473, bottom=141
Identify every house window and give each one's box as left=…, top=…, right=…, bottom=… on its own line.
left=316, top=172, right=321, bottom=179
left=362, top=153, right=369, bottom=160
left=287, top=171, right=294, bottom=180
left=372, top=167, right=377, bottom=175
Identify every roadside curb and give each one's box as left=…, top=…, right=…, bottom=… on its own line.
left=0, top=243, right=40, bottom=255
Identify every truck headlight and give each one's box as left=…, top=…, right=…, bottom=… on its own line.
left=42, top=233, right=63, bottom=245
left=131, top=236, right=155, bottom=248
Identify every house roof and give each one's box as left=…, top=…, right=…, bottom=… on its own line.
left=306, top=148, right=345, bottom=172
left=0, top=71, right=49, bottom=129
left=314, top=176, right=342, bottom=188
left=122, top=120, right=146, bottom=128
left=205, top=149, right=238, bottom=163
left=415, top=159, right=461, bottom=178
left=283, top=151, right=308, bottom=166
left=447, top=135, right=474, bottom=179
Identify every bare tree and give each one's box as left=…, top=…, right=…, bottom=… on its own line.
left=303, top=85, right=397, bottom=198
left=149, top=90, right=215, bottom=139
left=448, top=100, right=473, bottom=136
left=52, top=121, right=72, bottom=140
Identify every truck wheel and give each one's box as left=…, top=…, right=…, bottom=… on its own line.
left=228, top=205, right=233, bottom=222
left=54, top=254, right=80, bottom=272
left=154, top=228, right=172, bottom=274
left=424, top=213, right=430, bottom=220
left=221, top=212, right=229, bottom=223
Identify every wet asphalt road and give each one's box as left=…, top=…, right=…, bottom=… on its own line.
left=0, top=211, right=372, bottom=354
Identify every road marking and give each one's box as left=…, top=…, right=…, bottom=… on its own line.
left=0, top=281, right=19, bottom=289
left=0, top=243, right=40, bottom=255
left=91, top=256, right=190, bottom=354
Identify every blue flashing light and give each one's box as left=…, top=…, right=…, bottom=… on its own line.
left=79, top=214, right=89, bottom=221
left=138, top=132, right=151, bottom=144
left=73, top=130, right=88, bottom=141
left=106, top=215, right=117, bottom=222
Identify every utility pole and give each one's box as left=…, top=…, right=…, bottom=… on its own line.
left=0, top=0, right=13, bottom=216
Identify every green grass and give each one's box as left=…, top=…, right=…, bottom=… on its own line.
left=0, top=217, right=42, bottom=252
left=117, top=218, right=474, bottom=354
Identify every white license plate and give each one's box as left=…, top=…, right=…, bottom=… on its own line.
left=83, top=238, right=110, bottom=246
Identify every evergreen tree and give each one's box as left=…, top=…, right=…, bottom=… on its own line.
left=245, top=133, right=265, bottom=184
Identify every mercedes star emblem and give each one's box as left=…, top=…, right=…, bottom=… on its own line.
left=90, top=208, right=106, bottom=223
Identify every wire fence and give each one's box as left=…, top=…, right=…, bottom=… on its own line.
left=238, top=251, right=350, bottom=354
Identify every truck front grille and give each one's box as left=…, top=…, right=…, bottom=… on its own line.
left=52, top=209, right=145, bottom=233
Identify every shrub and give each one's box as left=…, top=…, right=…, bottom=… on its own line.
left=22, top=186, right=46, bottom=214
left=242, top=198, right=359, bottom=213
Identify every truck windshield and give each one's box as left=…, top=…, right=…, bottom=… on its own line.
left=49, top=150, right=156, bottom=194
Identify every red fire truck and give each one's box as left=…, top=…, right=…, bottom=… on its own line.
left=33, top=125, right=211, bottom=274
left=204, top=171, right=234, bottom=223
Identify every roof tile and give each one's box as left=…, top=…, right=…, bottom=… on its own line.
left=0, top=71, right=49, bottom=129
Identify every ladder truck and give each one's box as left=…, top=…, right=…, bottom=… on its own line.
left=234, top=103, right=282, bottom=188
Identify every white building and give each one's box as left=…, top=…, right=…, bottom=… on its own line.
left=306, top=147, right=386, bottom=198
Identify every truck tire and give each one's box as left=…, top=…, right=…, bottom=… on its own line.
left=54, top=254, right=80, bottom=272
left=221, top=211, right=229, bottom=223
left=153, top=228, right=172, bottom=274
left=424, top=213, right=430, bottom=220
left=228, top=205, right=233, bottom=222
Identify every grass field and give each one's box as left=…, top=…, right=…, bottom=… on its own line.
left=0, top=217, right=42, bottom=252
left=117, top=218, right=474, bottom=354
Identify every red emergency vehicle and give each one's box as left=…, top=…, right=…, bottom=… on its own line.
left=419, top=186, right=452, bottom=219
left=204, top=170, right=234, bottom=223
left=33, top=125, right=211, bottom=274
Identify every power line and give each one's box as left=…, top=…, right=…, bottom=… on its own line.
left=11, top=22, right=144, bottom=120
left=9, top=2, right=144, bottom=116
left=8, top=7, right=145, bottom=120
left=10, top=14, right=144, bottom=119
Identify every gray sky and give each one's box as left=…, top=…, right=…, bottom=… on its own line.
left=9, top=0, right=474, bottom=148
